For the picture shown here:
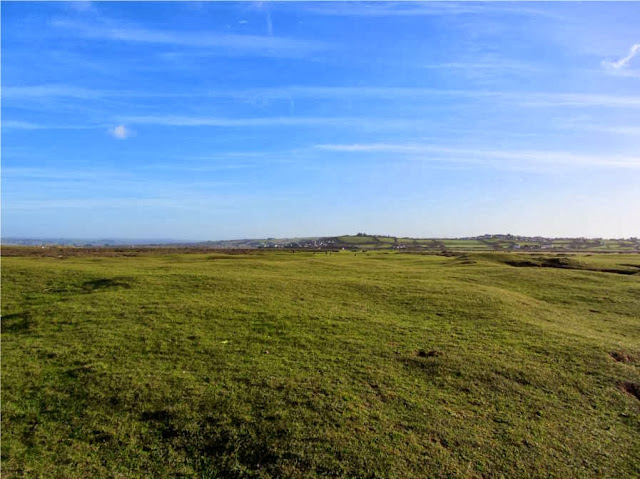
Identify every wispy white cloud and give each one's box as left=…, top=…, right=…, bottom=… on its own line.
left=1, top=84, right=172, bottom=103
left=2, top=84, right=109, bottom=99
left=598, top=126, right=640, bottom=136
left=4, top=188, right=252, bottom=211
left=122, top=115, right=302, bottom=127
left=302, top=2, right=555, bottom=18
left=2, top=167, right=245, bottom=191
left=2, top=167, right=116, bottom=181
left=603, top=43, right=640, bottom=69
left=119, top=115, right=427, bottom=130
left=314, top=143, right=640, bottom=169
left=144, top=162, right=258, bottom=173
left=4, top=198, right=185, bottom=210
left=2, top=119, right=98, bottom=130
left=552, top=118, right=640, bottom=136
left=516, top=92, right=640, bottom=108
left=52, top=18, right=326, bottom=57
left=2, top=120, right=46, bottom=130
left=66, top=1, right=95, bottom=13
left=199, top=87, right=640, bottom=109
left=7, top=84, right=640, bottom=110
left=317, top=144, right=431, bottom=153
left=421, top=60, right=538, bottom=74
left=609, top=69, right=640, bottom=79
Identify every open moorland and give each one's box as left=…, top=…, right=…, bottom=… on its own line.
left=2, top=249, right=639, bottom=477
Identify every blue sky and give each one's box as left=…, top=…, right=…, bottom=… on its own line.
left=2, top=1, right=639, bottom=240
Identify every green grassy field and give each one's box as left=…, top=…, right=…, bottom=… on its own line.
left=2, top=250, right=639, bottom=478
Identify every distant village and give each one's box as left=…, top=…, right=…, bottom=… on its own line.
left=252, top=234, right=640, bottom=252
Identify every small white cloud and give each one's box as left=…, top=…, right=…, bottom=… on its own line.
left=110, top=124, right=133, bottom=139
left=604, top=43, right=640, bottom=69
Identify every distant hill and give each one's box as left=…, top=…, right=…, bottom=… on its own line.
left=3, top=234, right=639, bottom=252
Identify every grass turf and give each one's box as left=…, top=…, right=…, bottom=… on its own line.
left=2, top=250, right=639, bottom=477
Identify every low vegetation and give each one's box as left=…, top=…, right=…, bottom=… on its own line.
left=2, top=249, right=639, bottom=477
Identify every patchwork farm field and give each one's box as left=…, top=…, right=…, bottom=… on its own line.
left=2, top=250, right=640, bottom=477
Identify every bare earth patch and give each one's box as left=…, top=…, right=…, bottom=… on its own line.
left=610, top=351, right=636, bottom=364
left=619, top=382, right=640, bottom=401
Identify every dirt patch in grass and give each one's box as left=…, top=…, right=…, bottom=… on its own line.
left=610, top=351, right=636, bottom=364
left=90, top=430, right=113, bottom=444
left=619, top=382, right=640, bottom=401
left=401, top=350, right=450, bottom=379
left=417, top=349, right=443, bottom=358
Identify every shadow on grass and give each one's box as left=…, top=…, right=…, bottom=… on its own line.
left=502, top=257, right=638, bottom=275
left=82, top=277, right=133, bottom=292
left=138, top=409, right=291, bottom=476
left=1, top=312, right=31, bottom=333
left=401, top=353, right=452, bottom=379
left=41, top=277, right=135, bottom=296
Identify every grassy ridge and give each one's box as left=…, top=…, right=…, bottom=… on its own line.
left=2, top=251, right=640, bottom=477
